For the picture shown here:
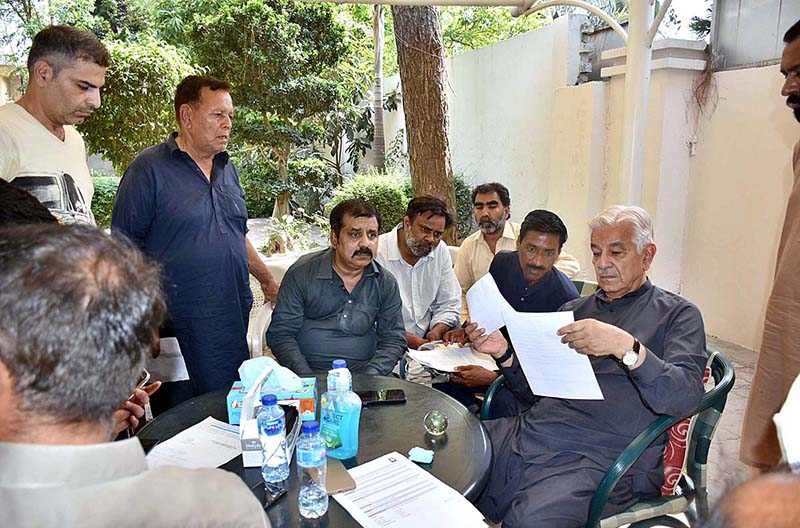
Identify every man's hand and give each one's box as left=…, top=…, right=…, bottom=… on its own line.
left=112, top=381, right=161, bottom=437
left=261, top=280, right=280, bottom=307
left=425, top=323, right=450, bottom=343
left=406, top=332, right=429, bottom=350
left=557, top=318, right=636, bottom=360
left=465, top=322, right=508, bottom=358
left=443, top=328, right=469, bottom=346
left=450, top=365, right=498, bottom=388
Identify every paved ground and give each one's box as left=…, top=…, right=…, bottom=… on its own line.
left=704, top=336, right=755, bottom=506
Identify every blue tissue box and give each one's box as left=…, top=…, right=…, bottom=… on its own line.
left=227, top=377, right=317, bottom=425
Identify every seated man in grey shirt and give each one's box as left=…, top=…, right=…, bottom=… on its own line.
left=0, top=224, right=269, bottom=528
left=468, top=205, right=707, bottom=528
left=267, top=199, right=407, bottom=375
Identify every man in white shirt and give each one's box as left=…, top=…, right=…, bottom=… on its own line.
left=0, top=224, right=270, bottom=528
left=376, top=196, right=461, bottom=350
left=454, top=182, right=580, bottom=321
left=0, top=25, right=107, bottom=211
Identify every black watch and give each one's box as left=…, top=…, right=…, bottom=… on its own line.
left=495, top=347, right=514, bottom=365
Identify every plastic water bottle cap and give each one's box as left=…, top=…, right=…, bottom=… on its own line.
left=261, top=394, right=278, bottom=406
left=302, top=420, right=320, bottom=434
left=333, top=359, right=347, bottom=369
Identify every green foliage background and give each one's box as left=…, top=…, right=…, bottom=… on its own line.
left=91, top=173, right=120, bottom=227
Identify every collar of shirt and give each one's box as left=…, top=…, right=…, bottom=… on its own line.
left=383, top=224, right=434, bottom=267
left=595, top=279, right=653, bottom=308
left=0, top=438, right=146, bottom=488
left=314, top=247, right=380, bottom=280
left=166, top=131, right=230, bottom=165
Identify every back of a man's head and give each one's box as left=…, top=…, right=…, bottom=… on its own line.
left=27, top=25, right=109, bottom=76
left=0, top=180, right=58, bottom=227
left=0, top=224, right=165, bottom=432
left=701, top=471, right=800, bottom=528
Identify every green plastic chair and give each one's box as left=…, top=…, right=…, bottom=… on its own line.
left=480, top=350, right=735, bottom=528
left=571, top=279, right=600, bottom=297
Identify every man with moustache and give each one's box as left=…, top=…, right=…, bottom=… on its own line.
left=112, top=75, right=279, bottom=410
left=468, top=205, right=706, bottom=527
left=375, top=196, right=461, bottom=350
left=454, top=182, right=580, bottom=322
left=0, top=25, right=108, bottom=211
left=442, top=210, right=579, bottom=416
left=267, top=199, right=406, bottom=375
left=741, top=18, right=800, bottom=472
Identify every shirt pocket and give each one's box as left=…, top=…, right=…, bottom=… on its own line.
left=339, top=300, right=379, bottom=336
left=217, top=183, right=249, bottom=221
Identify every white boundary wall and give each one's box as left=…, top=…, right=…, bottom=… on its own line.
left=383, top=16, right=797, bottom=350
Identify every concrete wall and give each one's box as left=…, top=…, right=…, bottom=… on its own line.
left=682, top=65, right=797, bottom=349
left=383, top=19, right=796, bottom=350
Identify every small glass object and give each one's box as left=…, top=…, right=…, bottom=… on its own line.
left=423, top=410, right=448, bottom=436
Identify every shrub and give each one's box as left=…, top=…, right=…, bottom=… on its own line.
left=327, top=168, right=409, bottom=234
left=259, top=211, right=329, bottom=256
left=91, top=174, right=120, bottom=227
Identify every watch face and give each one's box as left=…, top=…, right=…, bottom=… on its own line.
left=623, top=351, right=638, bottom=366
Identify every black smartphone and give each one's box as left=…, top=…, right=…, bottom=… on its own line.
left=250, top=482, right=287, bottom=511
left=355, top=389, right=406, bottom=406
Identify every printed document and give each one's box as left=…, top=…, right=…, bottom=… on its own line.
left=504, top=310, right=604, bottom=400
left=332, top=452, right=487, bottom=528
left=465, top=273, right=512, bottom=333
left=774, top=372, right=800, bottom=471
left=407, top=345, right=498, bottom=372
left=146, top=417, right=241, bottom=469
left=147, top=337, right=190, bottom=382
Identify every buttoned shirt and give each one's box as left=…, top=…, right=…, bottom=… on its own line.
left=489, top=250, right=578, bottom=313
left=111, top=132, right=252, bottom=320
left=454, top=221, right=581, bottom=320
left=376, top=225, right=461, bottom=337
left=0, top=438, right=270, bottom=527
left=267, top=248, right=407, bottom=375
left=500, top=281, right=707, bottom=492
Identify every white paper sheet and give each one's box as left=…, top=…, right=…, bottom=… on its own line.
left=503, top=310, right=604, bottom=400
left=332, top=452, right=487, bottom=528
left=146, top=417, right=241, bottom=469
left=774, top=373, right=800, bottom=471
left=465, top=273, right=513, bottom=334
left=407, top=346, right=499, bottom=372
left=147, top=337, right=189, bottom=382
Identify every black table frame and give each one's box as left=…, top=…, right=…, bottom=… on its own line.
left=138, top=374, right=492, bottom=528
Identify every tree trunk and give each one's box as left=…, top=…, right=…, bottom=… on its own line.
left=371, top=4, right=385, bottom=171
left=272, top=148, right=291, bottom=219
left=392, top=5, right=458, bottom=245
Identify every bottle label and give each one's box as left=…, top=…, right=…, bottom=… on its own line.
left=297, top=447, right=326, bottom=467
left=321, top=411, right=344, bottom=450
left=261, top=415, right=284, bottom=437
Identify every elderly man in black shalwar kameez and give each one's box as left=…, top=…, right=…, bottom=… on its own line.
left=467, top=205, right=707, bottom=527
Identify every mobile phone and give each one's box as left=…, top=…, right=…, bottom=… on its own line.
left=355, top=389, right=406, bottom=406
left=326, top=458, right=356, bottom=493
left=249, top=482, right=287, bottom=510
left=136, top=369, right=151, bottom=389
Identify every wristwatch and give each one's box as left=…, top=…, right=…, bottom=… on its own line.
left=622, top=339, right=641, bottom=367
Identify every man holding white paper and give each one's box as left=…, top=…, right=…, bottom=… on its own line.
left=469, top=205, right=707, bottom=527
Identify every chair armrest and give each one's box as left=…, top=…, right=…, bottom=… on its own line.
left=480, top=374, right=505, bottom=420
left=247, top=303, right=273, bottom=358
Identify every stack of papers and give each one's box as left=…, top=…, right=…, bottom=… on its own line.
left=333, top=452, right=487, bottom=528
left=145, top=417, right=241, bottom=469
left=407, top=345, right=498, bottom=372
left=465, top=273, right=604, bottom=400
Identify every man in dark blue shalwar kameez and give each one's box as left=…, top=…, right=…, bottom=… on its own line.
left=112, top=76, right=278, bottom=411
left=468, top=205, right=707, bottom=528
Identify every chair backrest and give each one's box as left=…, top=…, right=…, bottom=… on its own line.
left=571, top=279, right=599, bottom=297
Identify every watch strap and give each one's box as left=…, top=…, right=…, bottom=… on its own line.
left=495, top=347, right=514, bottom=365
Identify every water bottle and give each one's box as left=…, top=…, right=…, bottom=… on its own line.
left=257, top=393, right=290, bottom=492
left=320, top=359, right=362, bottom=459
left=297, top=420, right=328, bottom=518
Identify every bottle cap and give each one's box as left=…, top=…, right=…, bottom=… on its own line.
left=302, top=420, right=320, bottom=434
left=261, top=394, right=278, bottom=406
left=333, top=359, right=347, bottom=369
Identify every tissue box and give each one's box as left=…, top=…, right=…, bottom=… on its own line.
left=227, top=377, right=317, bottom=425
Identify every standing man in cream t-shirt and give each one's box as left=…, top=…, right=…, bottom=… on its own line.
left=0, top=25, right=108, bottom=209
